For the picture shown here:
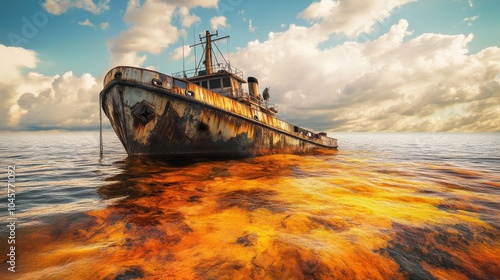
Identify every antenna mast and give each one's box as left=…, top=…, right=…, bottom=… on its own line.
left=190, top=30, right=229, bottom=75
left=193, top=28, right=197, bottom=75
left=204, top=30, right=215, bottom=74
left=182, top=38, right=186, bottom=78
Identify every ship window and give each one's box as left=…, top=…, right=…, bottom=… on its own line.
left=222, top=77, right=231, bottom=88
left=174, top=79, right=187, bottom=89
left=201, top=80, right=208, bottom=88
left=209, top=79, right=221, bottom=89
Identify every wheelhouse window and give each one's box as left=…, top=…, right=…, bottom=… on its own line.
left=192, top=76, right=234, bottom=92
left=209, top=79, right=221, bottom=89
left=222, top=77, right=231, bottom=88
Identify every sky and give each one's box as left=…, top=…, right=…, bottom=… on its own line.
left=0, top=0, right=499, bottom=132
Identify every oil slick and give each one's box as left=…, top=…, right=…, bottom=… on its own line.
left=1, top=152, right=499, bottom=279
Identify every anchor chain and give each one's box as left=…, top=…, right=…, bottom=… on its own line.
left=99, top=92, right=103, bottom=157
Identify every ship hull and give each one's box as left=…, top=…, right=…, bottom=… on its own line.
left=100, top=67, right=337, bottom=158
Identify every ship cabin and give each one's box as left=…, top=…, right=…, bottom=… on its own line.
left=174, top=30, right=278, bottom=116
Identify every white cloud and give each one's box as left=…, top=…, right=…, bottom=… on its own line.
left=210, top=16, right=229, bottom=31
left=231, top=19, right=500, bottom=132
left=178, top=6, right=200, bottom=27
left=463, top=16, right=479, bottom=22
left=299, top=0, right=416, bottom=37
left=107, top=0, right=180, bottom=66
left=0, top=45, right=38, bottom=129
left=156, top=0, right=218, bottom=8
left=463, top=15, right=479, bottom=26
left=78, top=18, right=94, bottom=27
left=0, top=45, right=37, bottom=83
left=299, top=0, right=337, bottom=19
left=10, top=71, right=100, bottom=129
left=107, top=0, right=219, bottom=67
left=363, top=19, right=412, bottom=57
left=44, top=0, right=110, bottom=15
left=100, top=22, right=109, bottom=30
left=0, top=45, right=101, bottom=130
left=248, top=19, right=256, bottom=33
left=170, top=44, right=191, bottom=61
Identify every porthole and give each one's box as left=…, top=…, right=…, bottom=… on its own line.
left=152, top=78, right=163, bottom=87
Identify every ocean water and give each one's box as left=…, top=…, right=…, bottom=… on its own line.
left=0, top=131, right=499, bottom=279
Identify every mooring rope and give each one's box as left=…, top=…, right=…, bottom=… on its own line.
left=99, top=92, right=103, bottom=158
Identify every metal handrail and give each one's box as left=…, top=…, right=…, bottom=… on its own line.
left=173, top=63, right=243, bottom=79
left=237, top=90, right=278, bottom=111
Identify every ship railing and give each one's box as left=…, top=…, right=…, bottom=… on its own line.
left=215, top=63, right=244, bottom=79
left=263, top=100, right=278, bottom=112
left=237, top=90, right=278, bottom=112
left=173, top=63, right=244, bottom=79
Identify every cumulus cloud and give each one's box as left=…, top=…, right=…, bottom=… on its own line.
left=78, top=18, right=94, bottom=27
left=0, top=45, right=37, bottom=82
left=177, top=6, right=200, bottom=27
left=0, top=44, right=101, bottom=130
left=12, top=71, right=101, bottom=130
left=157, top=0, right=218, bottom=8
left=210, top=16, right=229, bottom=30
left=44, top=0, right=110, bottom=15
left=107, top=0, right=180, bottom=66
left=299, top=0, right=416, bottom=37
left=170, top=44, right=191, bottom=61
left=231, top=19, right=500, bottom=132
left=107, top=0, right=219, bottom=67
left=0, top=45, right=38, bottom=129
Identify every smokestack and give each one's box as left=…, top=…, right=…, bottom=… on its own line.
left=247, top=77, right=259, bottom=99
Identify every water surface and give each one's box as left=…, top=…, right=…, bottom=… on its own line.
left=0, top=131, right=498, bottom=279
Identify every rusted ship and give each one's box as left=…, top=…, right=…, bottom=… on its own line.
left=99, top=31, right=337, bottom=158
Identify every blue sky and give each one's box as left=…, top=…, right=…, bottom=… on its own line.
left=0, top=0, right=499, bottom=131
left=0, top=1, right=321, bottom=76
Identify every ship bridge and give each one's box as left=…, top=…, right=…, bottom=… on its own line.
left=173, top=31, right=278, bottom=115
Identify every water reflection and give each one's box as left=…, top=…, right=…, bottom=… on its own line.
left=1, top=150, right=499, bottom=279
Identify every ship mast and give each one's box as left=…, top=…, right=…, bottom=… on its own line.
left=190, top=30, right=229, bottom=76
left=205, top=30, right=214, bottom=74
